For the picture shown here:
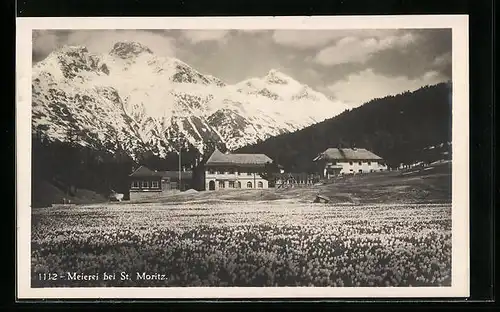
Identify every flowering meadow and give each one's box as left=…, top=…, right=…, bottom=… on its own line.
left=31, top=201, right=451, bottom=287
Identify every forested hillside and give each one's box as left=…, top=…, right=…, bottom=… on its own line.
left=236, top=82, right=452, bottom=172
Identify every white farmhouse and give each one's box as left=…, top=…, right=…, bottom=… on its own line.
left=313, top=147, right=388, bottom=178
left=204, top=148, right=273, bottom=190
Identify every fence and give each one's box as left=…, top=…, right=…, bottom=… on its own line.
left=274, top=173, right=322, bottom=188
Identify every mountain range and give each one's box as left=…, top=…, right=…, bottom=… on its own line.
left=32, top=41, right=347, bottom=158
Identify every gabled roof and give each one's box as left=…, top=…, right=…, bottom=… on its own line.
left=314, top=148, right=383, bottom=161
left=206, top=148, right=272, bottom=167
left=129, top=165, right=193, bottom=179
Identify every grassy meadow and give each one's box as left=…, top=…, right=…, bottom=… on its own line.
left=31, top=163, right=452, bottom=287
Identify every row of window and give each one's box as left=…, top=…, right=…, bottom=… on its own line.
left=216, top=181, right=264, bottom=188
left=207, top=169, right=254, bottom=175
left=328, top=161, right=385, bottom=166
left=348, top=169, right=385, bottom=173
left=131, top=180, right=160, bottom=189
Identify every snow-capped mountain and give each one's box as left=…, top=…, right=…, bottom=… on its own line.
left=32, top=41, right=347, bottom=158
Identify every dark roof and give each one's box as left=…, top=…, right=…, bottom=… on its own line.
left=206, top=148, right=272, bottom=167
left=313, top=148, right=383, bottom=161
left=129, top=165, right=193, bottom=179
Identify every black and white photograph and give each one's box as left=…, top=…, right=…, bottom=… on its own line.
left=16, top=16, right=469, bottom=299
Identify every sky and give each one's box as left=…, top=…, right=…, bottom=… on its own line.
left=33, top=29, right=452, bottom=107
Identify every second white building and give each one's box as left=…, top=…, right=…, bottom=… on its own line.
left=313, top=147, right=388, bottom=178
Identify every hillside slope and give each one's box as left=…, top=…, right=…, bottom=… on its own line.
left=32, top=177, right=107, bottom=208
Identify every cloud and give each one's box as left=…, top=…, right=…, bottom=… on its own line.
left=272, top=30, right=343, bottom=49
left=272, top=29, right=401, bottom=49
left=33, top=30, right=63, bottom=57
left=327, top=68, right=448, bottom=107
left=304, top=68, right=320, bottom=78
left=33, top=30, right=177, bottom=61
left=314, top=32, right=419, bottom=66
left=432, top=51, right=452, bottom=67
left=65, top=30, right=177, bottom=56
left=180, top=30, right=230, bottom=44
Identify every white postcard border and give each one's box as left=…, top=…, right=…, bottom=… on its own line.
left=16, top=15, right=470, bottom=299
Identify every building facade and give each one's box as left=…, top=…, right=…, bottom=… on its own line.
left=204, top=148, right=273, bottom=190
left=313, top=148, right=388, bottom=178
left=129, top=165, right=193, bottom=200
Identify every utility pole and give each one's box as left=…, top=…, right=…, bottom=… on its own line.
left=178, top=141, right=182, bottom=191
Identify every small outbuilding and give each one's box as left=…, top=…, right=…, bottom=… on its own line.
left=129, top=165, right=193, bottom=200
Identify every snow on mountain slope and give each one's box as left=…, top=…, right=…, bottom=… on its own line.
left=234, top=69, right=345, bottom=125
left=32, top=41, right=347, bottom=158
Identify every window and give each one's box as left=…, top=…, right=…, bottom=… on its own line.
left=358, top=169, right=363, bottom=173
left=142, top=181, right=149, bottom=188
left=228, top=181, right=235, bottom=188
left=349, top=161, right=353, bottom=165
left=208, top=180, right=215, bottom=190
left=208, top=169, right=215, bottom=174
left=350, top=169, right=353, bottom=172
left=247, top=182, right=253, bottom=188
left=258, top=181, right=263, bottom=188
left=237, top=181, right=241, bottom=188
left=358, top=161, right=362, bottom=165
left=218, top=181, right=225, bottom=188
left=132, top=181, right=139, bottom=188
left=151, top=180, right=159, bottom=188
left=237, top=171, right=241, bottom=175
left=368, top=161, right=371, bottom=165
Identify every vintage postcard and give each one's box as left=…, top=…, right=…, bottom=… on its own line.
left=16, top=15, right=469, bottom=299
